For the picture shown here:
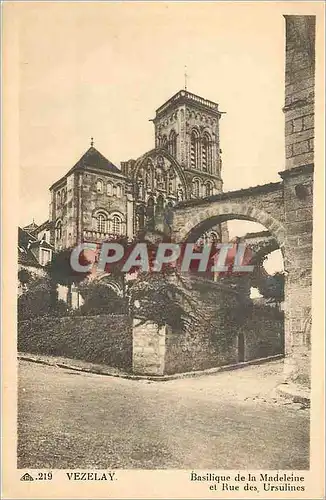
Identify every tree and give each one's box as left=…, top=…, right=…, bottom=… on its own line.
left=77, top=280, right=126, bottom=315
left=129, top=268, right=197, bottom=330
left=18, top=268, right=33, bottom=286
left=257, top=271, right=285, bottom=304
left=18, top=275, right=53, bottom=320
left=45, top=247, right=92, bottom=308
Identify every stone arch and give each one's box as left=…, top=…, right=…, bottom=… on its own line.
left=174, top=202, right=286, bottom=253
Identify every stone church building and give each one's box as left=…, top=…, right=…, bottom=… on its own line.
left=44, top=89, right=226, bottom=251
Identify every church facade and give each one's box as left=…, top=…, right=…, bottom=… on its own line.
left=43, top=89, right=225, bottom=252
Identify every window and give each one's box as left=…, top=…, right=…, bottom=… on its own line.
left=192, top=179, right=200, bottom=198
left=56, top=191, right=61, bottom=207
left=202, top=133, right=212, bottom=172
left=135, top=205, right=145, bottom=232
left=190, top=130, right=199, bottom=169
left=205, top=182, right=213, bottom=197
left=97, top=212, right=107, bottom=233
left=161, top=135, right=168, bottom=149
left=61, top=189, right=66, bottom=205
left=116, top=184, right=122, bottom=198
left=55, top=220, right=62, bottom=239
left=107, top=183, right=113, bottom=196
left=96, top=179, right=103, bottom=193
left=112, top=215, right=122, bottom=235
left=209, top=231, right=220, bottom=244
left=40, top=249, right=51, bottom=266
left=169, top=130, right=177, bottom=157
left=156, top=195, right=164, bottom=214
left=147, top=197, right=155, bottom=230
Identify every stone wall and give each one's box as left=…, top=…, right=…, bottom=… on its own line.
left=284, top=15, right=315, bottom=170
left=80, top=170, right=128, bottom=237
left=132, top=320, right=166, bottom=375
left=18, top=314, right=132, bottom=370
left=281, top=15, right=315, bottom=388
left=241, top=306, right=284, bottom=362
left=132, top=277, right=284, bottom=376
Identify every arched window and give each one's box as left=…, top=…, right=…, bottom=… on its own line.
left=156, top=194, right=164, bottom=214
left=202, top=133, right=212, bottom=172
left=96, top=179, right=103, bottom=193
left=147, top=197, right=155, bottom=230
left=56, top=191, right=61, bottom=207
left=209, top=231, right=220, bottom=243
left=112, top=215, right=122, bottom=235
left=55, top=220, right=62, bottom=239
left=169, top=130, right=177, bottom=157
left=192, top=179, right=200, bottom=198
left=161, top=135, right=168, bottom=149
left=107, top=183, right=113, bottom=196
left=205, top=182, right=213, bottom=197
left=190, top=130, right=199, bottom=169
left=97, top=212, right=107, bottom=233
left=136, top=205, right=145, bottom=232
left=116, top=184, right=122, bottom=198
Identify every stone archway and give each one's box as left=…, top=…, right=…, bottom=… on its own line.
left=172, top=201, right=286, bottom=254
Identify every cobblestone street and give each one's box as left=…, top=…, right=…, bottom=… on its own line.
left=18, top=359, right=309, bottom=469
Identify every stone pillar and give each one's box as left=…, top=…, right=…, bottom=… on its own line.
left=132, top=320, right=166, bottom=375
left=281, top=15, right=315, bottom=388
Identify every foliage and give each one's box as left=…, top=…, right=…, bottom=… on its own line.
left=129, top=268, right=197, bottom=330
left=18, top=275, right=53, bottom=320
left=257, top=272, right=285, bottom=304
left=18, top=268, right=33, bottom=285
left=77, top=280, right=126, bottom=316
left=45, top=247, right=92, bottom=308
left=45, top=247, right=91, bottom=287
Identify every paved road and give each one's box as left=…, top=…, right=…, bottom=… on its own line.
left=18, top=359, right=309, bottom=469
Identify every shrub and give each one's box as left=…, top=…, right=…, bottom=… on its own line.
left=18, top=276, right=53, bottom=320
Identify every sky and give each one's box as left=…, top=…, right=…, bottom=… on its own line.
left=14, top=1, right=293, bottom=271
left=16, top=2, right=286, bottom=221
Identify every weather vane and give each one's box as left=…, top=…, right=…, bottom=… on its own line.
left=184, top=65, right=188, bottom=91
left=90, top=137, right=94, bottom=147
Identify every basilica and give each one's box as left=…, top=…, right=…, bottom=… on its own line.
left=20, top=89, right=227, bottom=268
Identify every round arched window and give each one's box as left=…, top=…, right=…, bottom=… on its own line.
left=112, top=215, right=122, bottom=235
left=97, top=213, right=107, bottom=233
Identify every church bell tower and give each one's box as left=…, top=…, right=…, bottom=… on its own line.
left=152, top=90, right=224, bottom=192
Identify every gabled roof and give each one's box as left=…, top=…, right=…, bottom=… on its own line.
left=18, top=227, right=37, bottom=248
left=69, top=147, right=121, bottom=175
left=29, top=239, right=53, bottom=250
left=23, top=221, right=39, bottom=233
left=36, top=219, right=53, bottom=232
left=18, top=227, right=42, bottom=268
left=50, top=147, right=123, bottom=190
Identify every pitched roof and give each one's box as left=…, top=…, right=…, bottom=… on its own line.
left=23, top=221, right=39, bottom=233
left=18, top=227, right=42, bottom=268
left=50, top=147, right=123, bottom=190
left=18, top=227, right=37, bottom=248
left=70, top=146, right=121, bottom=175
